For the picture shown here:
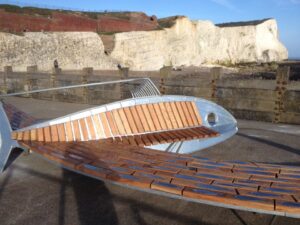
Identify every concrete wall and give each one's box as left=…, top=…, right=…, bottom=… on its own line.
left=0, top=65, right=299, bottom=124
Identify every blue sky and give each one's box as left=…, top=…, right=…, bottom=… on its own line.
left=1, top=0, right=300, bottom=58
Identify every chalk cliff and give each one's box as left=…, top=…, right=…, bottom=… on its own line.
left=0, top=17, right=288, bottom=71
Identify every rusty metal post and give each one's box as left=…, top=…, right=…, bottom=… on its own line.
left=118, top=67, right=129, bottom=99
left=159, top=66, right=172, bottom=95
left=82, top=67, right=93, bottom=103
left=273, top=66, right=290, bottom=123
left=210, top=67, right=222, bottom=102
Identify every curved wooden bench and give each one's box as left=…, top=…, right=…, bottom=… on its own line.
left=19, top=140, right=300, bottom=218
left=10, top=101, right=218, bottom=146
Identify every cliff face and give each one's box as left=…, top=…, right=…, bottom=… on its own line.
left=0, top=17, right=288, bottom=71
left=0, top=32, right=116, bottom=71
left=111, top=17, right=288, bottom=70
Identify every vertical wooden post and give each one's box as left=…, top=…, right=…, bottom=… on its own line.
left=25, top=65, right=37, bottom=97
left=159, top=66, right=172, bottom=95
left=82, top=67, right=93, bottom=104
left=210, top=67, right=222, bottom=102
left=118, top=67, right=129, bottom=99
left=2, top=66, right=12, bottom=94
left=273, top=66, right=290, bottom=123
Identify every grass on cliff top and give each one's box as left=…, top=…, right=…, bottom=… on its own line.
left=216, top=18, right=272, bottom=27
left=158, top=16, right=184, bottom=28
left=0, top=4, right=135, bottom=20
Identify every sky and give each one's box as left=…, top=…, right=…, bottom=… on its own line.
left=1, top=0, right=300, bottom=58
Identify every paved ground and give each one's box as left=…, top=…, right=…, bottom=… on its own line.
left=0, top=98, right=300, bottom=225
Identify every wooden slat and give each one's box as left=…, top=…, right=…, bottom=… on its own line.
left=118, top=108, right=132, bottom=134
left=175, top=102, right=189, bottom=127
left=99, top=113, right=113, bottom=138
left=37, top=128, right=44, bottom=142
left=170, top=102, right=184, bottom=128
left=124, top=107, right=139, bottom=134
left=153, top=103, right=168, bottom=130
left=72, top=120, right=82, bottom=141
left=159, top=102, right=174, bottom=129
left=105, top=112, right=119, bottom=136
left=23, top=130, right=30, bottom=141
left=186, top=101, right=199, bottom=126
left=50, top=125, right=59, bottom=142
left=30, top=129, right=37, bottom=141
left=137, top=105, right=151, bottom=132
left=129, top=106, right=145, bottom=133
left=57, top=124, right=66, bottom=142
left=112, top=110, right=126, bottom=136
left=92, top=114, right=105, bottom=139
left=86, top=117, right=96, bottom=140
left=181, top=102, right=195, bottom=127
left=64, top=121, right=74, bottom=142
left=191, top=102, right=202, bottom=125
left=147, top=104, right=162, bottom=131
left=43, top=126, right=52, bottom=142
left=79, top=119, right=89, bottom=141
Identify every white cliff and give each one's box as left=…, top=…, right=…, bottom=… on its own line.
left=0, top=32, right=117, bottom=71
left=0, top=17, right=288, bottom=71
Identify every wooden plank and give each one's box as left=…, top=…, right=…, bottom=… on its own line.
left=23, top=130, right=30, bottom=141
left=85, top=117, right=96, bottom=140
left=92, top=114, right=105, bottom=139
left=129, top=106, right=146, bottom=133
left=176, top=102, right=189, bottom=127
left=159, top=102, right=174, bottom=129
left=99, top=113, right=113, bottom=138
left=186, top=101, right=199, bottom=126
left=139, top=104, right=153, bottom=132
left=43, top=126, right=52, bottom=142
left=57, top=124, right=66, bottom=142
left=16, top=132, right=23, bottom=141
left=124, top=107, right=139, bottom=134
left=153, top=103, right=167, bottom=130
left=30, top=129, right=37, bottom=141
left=170, top=102, right=184, bottom=128
left=37, top=128, right=44, bottom=142
left=118, top=108, right=132, bottom=134
left=147, top=104, right=162, bottom=131
left=50, top=125, right=59, bottom=142
left=72, top=120, right=82, bottom=141
left=112, top=110, right=126, bottom=136
left=191, top=102, right=202, bottom=125
left=79, top=119, right=89, bottom=141
left=181, top=102, right=194, bottom=127
left=106, top=111, right=120, bottom=136
left=64, top=121, right=74, bottom=142
left=164, top=102, right=179, bottom=129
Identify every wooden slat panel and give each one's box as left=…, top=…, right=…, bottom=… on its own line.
left=186, top=101, right=199, bottom=126
left=175, top=102, right=189, bottom=127
left=118, top=108, right=132, bottom=134
left=124, top=107, right=139, bottom=134
left=181, top=102, right=195, bottom=127
left=30, top=129, right=37, bottom=141
left=86, top=117, right=96, bottom=140
left=147, top=104, right=162, bottom=131
left=23, top=130, right=30, bottom=141
left=129, top=106, right=145, bottom=133
left=72, top=120, right=82, bottom=141
left=135, top=105, right=150, bottom=132
left=191, top=102, right=202, bottom=125
left=17, top=132, right=24, bottom=141
left=170, top=102, right=184, bottom=128
left=159, top=102, right=174, bottom=129
left=112, top=110, right=126, bottom=136
left=79, top=119, right=89, bottom=141
left=50, top=125, right=59, bottom=142
left=57, top=124, right=66, bottom=142
left=43, top=126, right=52, bottom=142
left=64, top=121, right=74, bottom=142
left=105, top=112, right=119, bottom=136
left=92, top=114, right=105, bottom=139
left=153, top=103, right=168, bottom=130
left=37, top=128, right=44, bottom=142
left=99, top=113, right=113, bottom=138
